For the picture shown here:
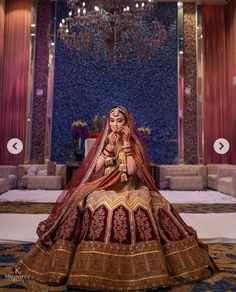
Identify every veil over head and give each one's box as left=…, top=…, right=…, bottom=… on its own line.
left=37, top=106, right=157, bottom=245
left=52, top=106, right=150, bottom=209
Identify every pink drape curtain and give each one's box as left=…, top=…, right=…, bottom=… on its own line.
left=202, top=5, right=236, bottom=164
left=0, top=1, right=5, bottom=110
left=0, top=0, right=31, bottom=165
left=225, top=1, right=236, bottom=164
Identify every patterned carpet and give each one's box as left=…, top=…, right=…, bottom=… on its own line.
left=0, top=242, right=236, bottom=291
left=0, top=202, right=53, bottom=214
left=1, top=202, right=236, bottom=214
left=0, top=202, right=236, bottom=291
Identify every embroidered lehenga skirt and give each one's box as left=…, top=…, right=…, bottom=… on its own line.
left=15, top=177, right=216, bottom=291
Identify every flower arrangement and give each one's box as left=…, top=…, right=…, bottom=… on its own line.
left=88, top=114, right=106, bottom=138
left=138, top=127, right=152, bottom=144
left=90, top=115, right=106, bottom=133
left=71, top=119, right=89, bottom=140
left=68, top=119, right=89, bottom=162
left=138, top=127, right=151, bottom=136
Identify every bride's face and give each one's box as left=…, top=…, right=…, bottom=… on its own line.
left=109, top=111, right=127, bottom=133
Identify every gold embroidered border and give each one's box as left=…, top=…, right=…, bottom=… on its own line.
left=77, top=242, right=198, bottom=258
left=87, top=194, right=152, bottom=210
left=69, top=273, right=169, bottom=283
left=19, top=260, right=67, bottom=277
left=69, top=264, right=208, bottom=283
left=78, top=249, right=162, bottom=257
left=67, top=264, right=211, bottom=291
left=165, top=243, right=198, bottom=256
left=173, top=265, right=208, bottom=278
left=57, top=248, right=72, bottom=254
left=36, top=242, right=72, bottom=255
left=35, top=243, right=49, bottom=254
left=77, top=240, right=162, bottom=254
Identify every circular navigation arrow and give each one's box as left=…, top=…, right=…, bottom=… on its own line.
left=7, top=138, right=23, bottom=155
left=213, top=138, right=230, bottom=155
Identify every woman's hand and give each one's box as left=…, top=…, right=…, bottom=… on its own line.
left=122, top=126, right=131, bottom=144
left=107, top=131, right=118, bottom=150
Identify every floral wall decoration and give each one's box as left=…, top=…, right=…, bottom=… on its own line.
left=51, top=2, right=178, bottom=164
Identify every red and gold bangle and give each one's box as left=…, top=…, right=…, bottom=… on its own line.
left=105, top=144, right=114, bottom=153
left=102, top=150, right=110, bottom=158
left=102, top=145, right=114, bottom=158
left=101, top=152, right=107, bottom=159
left=103, top=149, right=111, bottom=156
left=125, top=152, right=135, bottom=157
left=123, top=147, right=134, bottom=153
left=123, top=148, right=132, bottom=153
left=122, top=143, right=131, bottom=149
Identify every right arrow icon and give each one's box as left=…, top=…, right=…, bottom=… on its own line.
left=214, top=138, right=230, bottom=155
left=219, top=142, right=224, bottom=150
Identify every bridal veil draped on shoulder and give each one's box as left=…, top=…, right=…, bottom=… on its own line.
left=14, top=106, right=217, bottom=291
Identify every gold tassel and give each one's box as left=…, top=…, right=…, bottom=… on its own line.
left=119, top=163, right=127, bottom=172
left=118, top=150, right=128, bottom=182
left=118, top=151, right=126, bottom=162
left=105, top=167, right=112, bottom=176
left=105, top=156, right=113, bottom=166
left=121, top=172, right=128, bottom=182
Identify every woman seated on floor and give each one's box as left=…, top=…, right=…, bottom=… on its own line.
left=14, top=106, right=217, bottom=291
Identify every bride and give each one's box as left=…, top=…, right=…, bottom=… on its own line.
left=14, top=106, right=217, bottom=291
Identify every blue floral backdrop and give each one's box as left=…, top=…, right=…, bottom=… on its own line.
left=52, top=2, right=178, bottom=164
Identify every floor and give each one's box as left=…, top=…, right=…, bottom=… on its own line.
left=0, top=189, right=236, bottom=244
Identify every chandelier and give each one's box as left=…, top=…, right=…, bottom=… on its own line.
left=58, top=0, right=167, bottom=63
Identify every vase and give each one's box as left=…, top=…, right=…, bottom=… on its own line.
left=76, top=137, right=85, bottom=162
left=88, top=132, right=99, bottom=139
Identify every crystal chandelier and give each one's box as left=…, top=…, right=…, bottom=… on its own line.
left=58, top=0, right=167, bottom=63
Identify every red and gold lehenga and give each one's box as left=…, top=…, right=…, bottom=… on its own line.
left=14, top=107, right=217, bottom=291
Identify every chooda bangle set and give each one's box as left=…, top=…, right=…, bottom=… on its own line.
left=102, top=144, right=134, bottom=180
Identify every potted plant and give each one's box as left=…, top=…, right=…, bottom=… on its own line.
left=138, top=126, right=152, bottom=144
left=88, top=115, right=106, bottom=138
left=69, top=119, right=89, bottom=162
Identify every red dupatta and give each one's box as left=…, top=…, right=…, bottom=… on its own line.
left=37, top=106, right=160, bottom=245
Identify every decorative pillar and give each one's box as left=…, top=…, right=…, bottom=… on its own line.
left=31, top=0, right=51, bottom=163
left=183, top=3, right=198, bottom=164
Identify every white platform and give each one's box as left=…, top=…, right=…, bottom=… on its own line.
left=0, top=214, right=48, bottom=244
left=0, top=213, right=236, bottom=244
left=0, top=190, right=61, bottom=203
left=1, top=189, right=236, bottom=204
left=160, top=190, right=236, bottom=204
left=1, top=189, right=236, bottom=244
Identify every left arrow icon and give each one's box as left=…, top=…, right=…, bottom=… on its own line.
left=7, top=138, right=23, bottom=155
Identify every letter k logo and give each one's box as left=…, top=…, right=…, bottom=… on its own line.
left=15, top=266, right=21, bottom=275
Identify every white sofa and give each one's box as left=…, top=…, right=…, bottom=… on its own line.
left=158, top=165, right=207, bottom=190
left=0, top=165, right=17, bottom=194
left=0, top=169, right=8, bottom=194
left=207, top=164, right=229, bottom=190
left=217, top=165, right=236, bottom=197
left=17, top=164, right=66, bottom=190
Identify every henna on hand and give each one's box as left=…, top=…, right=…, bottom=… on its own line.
left=122, top=126, right=131, bottom=143
left=107, top=131, right=118, bottom=150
